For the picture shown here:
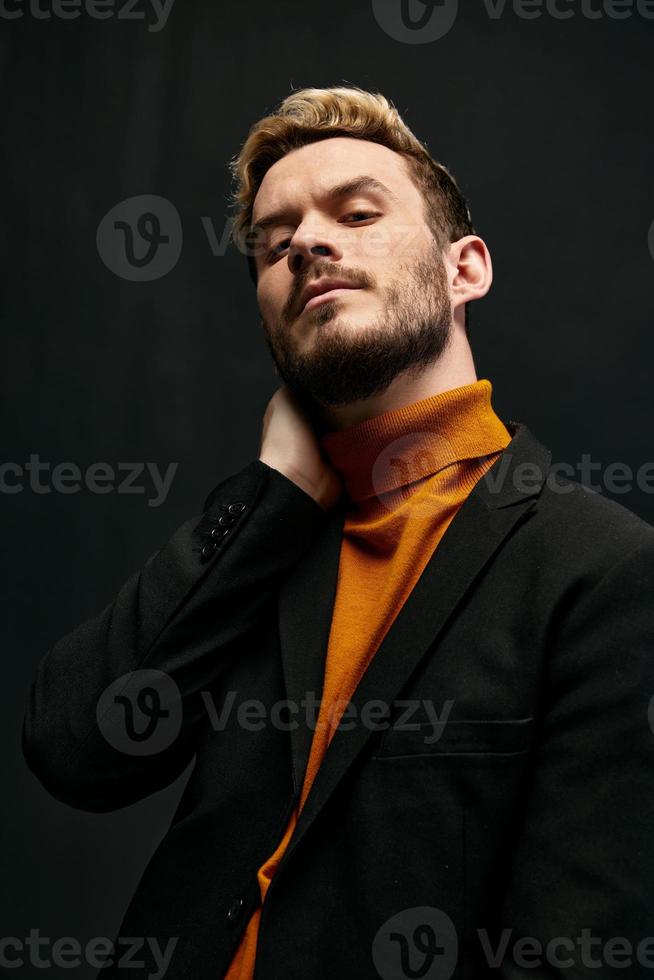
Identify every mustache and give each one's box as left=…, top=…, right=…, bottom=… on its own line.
left=287, top=264, right=373, bottom=317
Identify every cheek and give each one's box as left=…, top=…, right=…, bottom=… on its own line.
left=258, top=273, right=289, bottom=320
left=359, top=220, right=430, bottom=266
left=353, top=232, right=393, bottom=267
left=256, top=286, right=277, bottom=323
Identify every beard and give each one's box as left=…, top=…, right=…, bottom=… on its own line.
left=260, top=236, right=453, bottom=414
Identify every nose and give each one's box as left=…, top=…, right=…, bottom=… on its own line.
left=289, top=244, right=330, bottom=274
left=287, top=223, right=344, bottom=276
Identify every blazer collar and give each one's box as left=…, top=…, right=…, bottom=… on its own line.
left=472, top=419, right=552, bottom=510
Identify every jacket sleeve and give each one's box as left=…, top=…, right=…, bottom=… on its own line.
left=21, top=460, right=328, bottom=813
left=497, top=537, right=654, bottom=977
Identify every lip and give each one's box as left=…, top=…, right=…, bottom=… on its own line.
left=299, top=278, right=360, bottom=315
left=302, top=287, right=359, bottom=313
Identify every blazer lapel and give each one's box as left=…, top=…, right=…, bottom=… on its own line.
left=276, top=421, right=552, bottom=873
left=277, top=503, right=344, bottom=798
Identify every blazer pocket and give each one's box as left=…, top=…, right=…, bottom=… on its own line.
left=373, top=716, right=535, bottom=759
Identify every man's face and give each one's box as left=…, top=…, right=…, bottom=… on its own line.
left=251, top=137, right=453, bottom=409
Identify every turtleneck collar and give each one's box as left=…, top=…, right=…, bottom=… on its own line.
left=318, top=378, right=511, bottom=503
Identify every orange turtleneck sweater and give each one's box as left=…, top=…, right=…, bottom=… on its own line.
left=223, top=378, right=512, bottom=979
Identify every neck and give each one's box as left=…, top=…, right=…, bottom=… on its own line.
left=310, top=325, right=478, bottom=434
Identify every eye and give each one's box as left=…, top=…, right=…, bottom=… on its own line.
left=267, top=238, right=292, bottom=260
left=342, top=210, right=380, bottom=223
left=265, top=211, right=381, bottom=262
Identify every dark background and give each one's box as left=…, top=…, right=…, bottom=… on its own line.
left=3, top=2, right=653, bottom=974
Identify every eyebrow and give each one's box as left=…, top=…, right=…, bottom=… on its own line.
left=251, top=175, right=399, bottom=234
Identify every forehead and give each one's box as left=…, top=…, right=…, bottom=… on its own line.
left=251, top=136, right=422, bottom=221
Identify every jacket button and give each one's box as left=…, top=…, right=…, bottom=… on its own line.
left=200, top=541, right=217, bottom=562
left=227, top=501, right=246, bottom=515
left=210, top=526, right=230, bottom=540
left=218, top=513, right=237, bottom=527
left=226, top=897, right=244, bottom=924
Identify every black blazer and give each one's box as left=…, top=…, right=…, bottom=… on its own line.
left=22, top=421, right=654, bottom=979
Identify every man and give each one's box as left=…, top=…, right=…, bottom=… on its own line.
left=23, top=85, right=654, bottom=979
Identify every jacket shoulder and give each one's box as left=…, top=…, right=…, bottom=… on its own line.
left=483, top=420, right=654, bottom=583
left=539, top=472, right=654, bottom=536
left=527, top=472, right=654, bottom=582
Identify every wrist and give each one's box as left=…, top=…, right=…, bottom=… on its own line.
left=258, top=456, right=326, bottom=508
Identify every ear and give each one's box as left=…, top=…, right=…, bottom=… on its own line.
left=447, top=236, right=493, bottom=313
